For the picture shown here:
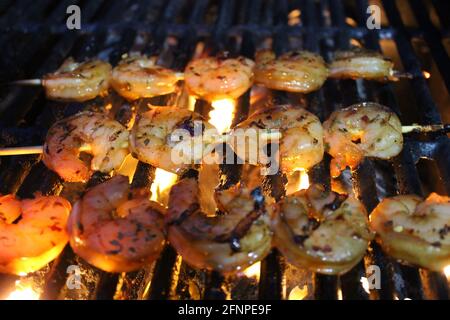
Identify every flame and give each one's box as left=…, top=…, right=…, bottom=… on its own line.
left=298, top=169, right=310, bottom=191
left=6, top=280, right=39, bottom=300
left=117, top=154, right=139, bottom=182
left=337, top=287, right=343, bottom=300
left=444, top=265, right=450, bottom=280
left=242, top=262, right=261, bottom=280
left=150, top=168, right=178, bottom=204
left=188, top=95, right=197, bottom=111
left=360, top=277, right=370, bottom=294
left=209, top=99, right=236, bottom=134
left=422, top=71, right=431, bottom=79
left=288, top=285, right=308, bottom=300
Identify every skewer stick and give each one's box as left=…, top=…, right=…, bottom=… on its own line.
left=0, top=124, right=446, bottom=157
left=391, top=71, right=414, bottom=79
left=5, top=79, right=42, bottom=86
left=0, top=145, right=91, bottom=156
left=401, top=124, right=450, bottom=134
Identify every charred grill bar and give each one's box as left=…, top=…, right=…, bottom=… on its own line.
left=0, top=0, right=449, bottom=300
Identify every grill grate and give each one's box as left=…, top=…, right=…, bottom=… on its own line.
left=0, top=0, right=449, bottom=300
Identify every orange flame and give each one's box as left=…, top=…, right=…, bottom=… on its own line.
left=209, top=99, right=236, bottom=134
left=150, top=169, right=178, bottom=205
left=6, top=280, right=40, bottom=300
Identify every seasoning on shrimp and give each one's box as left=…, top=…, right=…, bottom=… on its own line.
left=323, top=102, right=403, bottom=178
left=166, top=175, right=272, bottom=273
left=272, top=184, right=373, bottom=275
left=0, top=194, right=71, bottom=275
left=370, top=193, right=450, bottom=271
left=329, top=48, right=396, bottom=81
left=43, top=57, right=111, bottom=102
left=229, top=105, right=324, bottom=174
left=254, top=50, right=329, bottom=93
left=67, top=175, right=166, bottom=272
left=129, top=106, right=218, bottom=174
left=184, top=55, right=255, bottom=101
left=43, top=112, right=129, bottom=182
left=110, top=53, right=183, bottom=100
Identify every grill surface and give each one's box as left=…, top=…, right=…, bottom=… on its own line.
left=0, top=0, right=449, bottom=300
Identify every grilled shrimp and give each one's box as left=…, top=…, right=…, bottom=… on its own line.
left=0, top=194, right=71, bottom=275
left=43, top=57, right=111, bottom=102
left=68, top=175, right=166, bottom=273
left=43, top=112, right=129, bottom=183
left=130, top=106, right=218, bottom=174
left=166, top=174, right=272, bottom=273
left=184, top=55, right=255, bottom=101
left=254, top=50, right=329, bottom=93
left=272, top=184, right=373, bottom=275
left=229, top=105, right=324, bottom=174
left=323, top=102, right=403, bottom=178
left=370, top=193, right=450, bottom=271
left=110, top=54, right=183, bottom=100
left=329, top=48, right=396, bottom=81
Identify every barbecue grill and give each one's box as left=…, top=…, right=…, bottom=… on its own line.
left=0, top=0, right=449, bottom=300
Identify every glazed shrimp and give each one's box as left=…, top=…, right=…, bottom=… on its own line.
left=370, top=193, right=450, bottom=271
left=323, top=102, right=403, bottom=178
left=43, top=112, right=129, bottom=183
left=254, top=50, right=329, bottom=93
left=272, top=184, right=373, bottom=275
left=0, top=194, right=71, bottom=275
left=229, top=105, right=324, bottom=174
left=130, top=106, right=218, bottom=174
left=184, top=55, right=255, bottom=101
left=43, top=57, right=111, bottom=102
left=329, top=48, right=397, bottom=81
left=166, top=174, right=272, bottom=273
left=68, top=175, right=166, bottom=272
left=110, top=54, right=183, bottom=100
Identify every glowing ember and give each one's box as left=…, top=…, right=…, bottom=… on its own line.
left=288, top=285, right=308, bottom=300
left=6, top=281, right=39, bottom=300
left=150, top=168, right=178, bottom=205
left=298, top=169, right=310, bottom=191
left=422, top=71, right=431, bottom=79
left=444, top=265, right=450, bottom=280
left=209, top=99, right=236, bottom=134
left=360, top=277, right=370, bottom=294
left=242, top=262, right=261, bottom=280
left=288, top=9, right=301, bottom=26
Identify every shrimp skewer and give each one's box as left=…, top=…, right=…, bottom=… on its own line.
left=370, top=193, right=450, bottom=272
left=323, top=102, right=403, bottom=178
left=43, top=111, right=129, bottom=182
left=68, top=175, right=166, bottom=273
left=254, top=50, right=329, bottom=93
left=166, top=172, right=273, bottom=273
left=0, top=194, right=71, bottom=275
left=272, top=184, right=374, bottom=275
left=184, top=54, right=255, bottom=101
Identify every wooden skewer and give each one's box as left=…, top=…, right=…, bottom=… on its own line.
left=401, top=124, right=450, bottom=134
left=0, top=145, right=91, bottom=156
left=5, top=79, right=42, bottom=86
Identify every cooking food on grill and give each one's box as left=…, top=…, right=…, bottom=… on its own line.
left=0, top=194, right=71, bottom=275
left=68, top=175, right=166, bottom=272
left=110, top=53, right=183, bottom=100
left=254, top=49, right=329, bottom=93
left=370, top=193, right=450, bottom=272
left=272, top=184, right=374, bottom=275
left=43, top=111, right=129, bottom=183
left=166, top=173, right=272, bottom=273
left=229, top=104, right=324, bottom=174
left=324, top=102, right=403, bottom=178
left=42, top=57, right=112, bottom=102
left=329, top=48, right=397, bottom=81
left=184, top=54, right=255, bottom=101
left=130, top=106, right=218, bottom=174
